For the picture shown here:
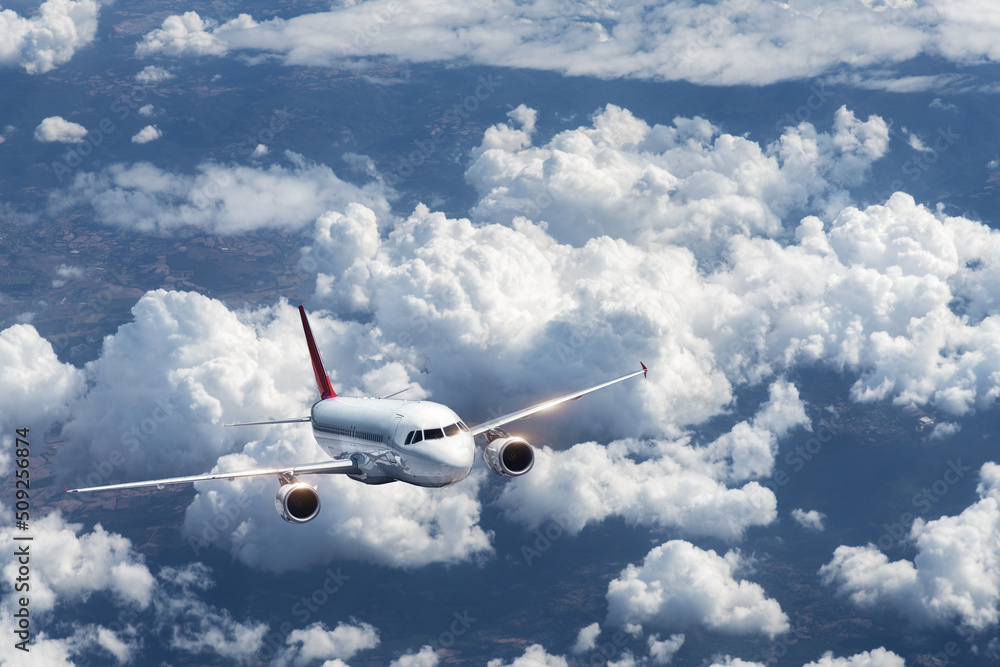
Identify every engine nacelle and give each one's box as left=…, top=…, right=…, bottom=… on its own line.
left=274, top=482, right=321, bottom=524
left=484, top=436, right=534, bottom=477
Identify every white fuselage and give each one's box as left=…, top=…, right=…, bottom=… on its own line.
left=310, top=397, right=476, bottom=487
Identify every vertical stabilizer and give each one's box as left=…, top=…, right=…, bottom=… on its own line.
left=299, top=305, right=337, bottom=399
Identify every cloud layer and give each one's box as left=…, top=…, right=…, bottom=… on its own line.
left=134, top=1, right=1000, bottom=86
left=34, top=103, right=1000, bottom=574
left=52, top=153, right=391, bottom=234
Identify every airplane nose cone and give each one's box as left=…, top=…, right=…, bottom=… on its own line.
left=424, top=435, right=475, bottom=477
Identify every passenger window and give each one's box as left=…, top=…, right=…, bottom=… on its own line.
left=424, top=428, right=444, bottom=440
left=412, top=430, right=423, bottom=443
left=404, top=431, right=414, bottom=445
left=444, top=423, right=460, bottom=437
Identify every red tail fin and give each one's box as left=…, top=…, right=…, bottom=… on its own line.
left=299, top=305, right=337, bottom=399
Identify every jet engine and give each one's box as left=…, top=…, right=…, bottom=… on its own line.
left=274, top=481, right=321, bottom=524
left=483, top=436, right=534, bottom=477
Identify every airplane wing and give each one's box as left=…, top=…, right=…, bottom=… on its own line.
left=468, top=363, right=647, bottom=437
left=66, top=459, right=359, bottom=494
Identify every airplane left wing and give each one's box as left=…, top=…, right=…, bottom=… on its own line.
left=66, top=458, right=360, bottom=494
left=468, top=363, right=647, bottom=437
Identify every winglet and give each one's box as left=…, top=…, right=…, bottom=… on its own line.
left=299, top=305, right=337, bottom=399
left=641, top=362, right=647, bottom=378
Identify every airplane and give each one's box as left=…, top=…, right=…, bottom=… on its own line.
left=69, top=306, right=647, bottom=524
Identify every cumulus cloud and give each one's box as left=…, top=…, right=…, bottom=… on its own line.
left=51, top=153, right=390, bottom=234
left=0, top=511, right=154, bottom=614
left=791, top=508, right=826, bottom=531
left=57, top=292, right=319, bottom=480
left=131, top=125, right=162, bottom=144
left=466, top=104, right=887, bottom=252
left=34, top=116, right=88, bottom=143
left=802, top=648, right=905, bottom=667
left=272, top=620, right=379, bottom=667
left=605, top=540, right=789, bottom=638
left=647, top=633, right=685, bottom=665
left=709, top=659, right=765, bottom=667
left=134, top=65, right=173, bottom=83
left=0, top=0, right=100, bottom=74
left=53, top=263, right=84, bottom=287
left=390, top=646, right=440, bottom=667
left=0, top=324, right=84, bottom=428
left=572, top=622, right=600, bottom=654
left=131, top=1, right=1000, bottom=86
left=820, top=462, right=1000, bottom=630
left=134, top=11, right=234, bottom=58
left=486, top=644, right=568, bottom=667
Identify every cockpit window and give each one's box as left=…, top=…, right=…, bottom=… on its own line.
left=412, top=430, right=423, bottom=444
left=458, top=421, right=470, bottom=432
left=444, top=423, right=461, bottom=437
left=424, top=427, right=444, bottom=440
left=404, top=431, right=414, bottom=445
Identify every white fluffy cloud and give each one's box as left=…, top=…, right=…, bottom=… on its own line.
left=792, top=508, right=826, bottom=531
left=802, top=648, right=905, bottom=667
left=467, top=104, right=888, bottom=252
left=709, top=659, right=765, bottom=667
left=272, top=620, right=380, bottom=667
left=390, top=646, right=440, bottom=667
left=0, top=0, right=100, bottom=74
left=131, top=125, right=162, bottom=144
left=605, top=540, right=789, bottom=638
left=134, top=64, right=173, bottom=83
left=486, top=644, right=568, bottom=667
left=647, top=633, right=685, bottom=665
left=708, top=651, right=904, bottom=667
left=34, top=116, right=88, bottom=143
left=0, top=324, right=84, bottom=430
left=134, top=11, right=234, bottom=58
left=0, top=510, right=154, bottom=615
left=133, top=1, right=1000, bottom=86
left=57, top=291, right=319, bottom=480
left=572, top=622, right=601, bottom=654
left=820, top=462, right=1000, bottom=630
left=51, top=153, right=391, bottom=234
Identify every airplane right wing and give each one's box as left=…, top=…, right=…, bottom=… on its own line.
left=66, top=458, right=359, bottom=494
left=468, top=363, right=647, bottom=437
